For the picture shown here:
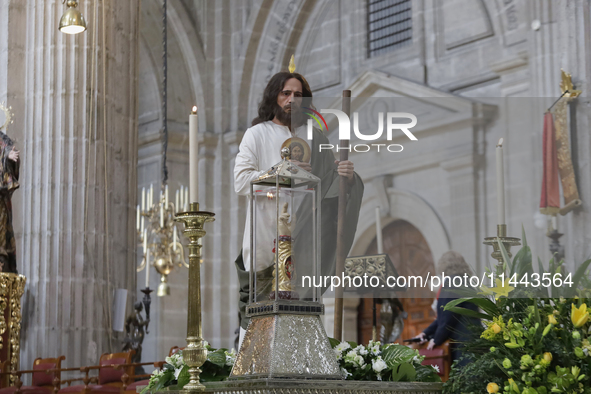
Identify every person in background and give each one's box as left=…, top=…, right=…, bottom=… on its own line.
left=413, top=251, right=481, bottom=366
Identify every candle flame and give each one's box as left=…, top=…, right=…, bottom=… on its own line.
left=191, top=105, right=198, bottom=114
left=497, top=138, right=503, bottom=147
left=267, top=192, right=273, bottom=199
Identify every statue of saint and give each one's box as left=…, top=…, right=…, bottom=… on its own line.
left=122, top=302, right=150, bottom=363
left=0, top=132, right=19, bottom=274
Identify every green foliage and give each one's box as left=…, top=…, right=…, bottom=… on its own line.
left=442, top=233, right=591, bottom=394
left=140, top=344, right=236, bottom=394
left=329, top=338, right=440, bottom=382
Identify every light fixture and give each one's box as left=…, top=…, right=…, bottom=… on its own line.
left=59, top=0, right=87, bottom=34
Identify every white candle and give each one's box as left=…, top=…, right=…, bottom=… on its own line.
left=160, top=202, right=164, bottom=228
left=496, top=138, right=505, bottom=225
left=165, top=185, right=169, bottom=207
left=141, top=187, right=146, bottom=211
left=145, top=248, right=150, bottom=287
left=149, top=184, right=154, bottom=208
left=136, top=205, right=140, bottom=230
left=143, top=229, right=147, bottom=253
left=140, top=216, right=144, bottom=234
left=375, top=207, right=384, bottom=254
left=175, top=190, right=180, bottom=213
left=184, top=187, right=189, bottom=211
left=189, top=106, right=199, bottom=203
left=173, top=226, right=178, bottom=252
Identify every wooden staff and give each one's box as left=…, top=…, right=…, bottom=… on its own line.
left=333, top=90, right=351, bottom=341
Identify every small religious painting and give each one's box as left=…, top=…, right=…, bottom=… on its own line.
left=281, top=137, right=310, bottom=163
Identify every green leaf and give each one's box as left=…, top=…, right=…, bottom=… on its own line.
left=570, top=259, right=591, bottom=296
left=444, top=306, right=491, bottom=320
left=381, top=344, right=416, bottom=368
left=391, top=362, right=417, bottom=382
left=328, top=337, right=340, bottom=348
left=537, top=257, right=549, bottom=297
left=176, top=365, right=190, bottom=388
left=207, top=350, right=227, bottom=367
left=415, top=365, right=441, bottom=382
left=512, top=244, right=533, bottom=278
left=498, top=238, right=511, bottom=275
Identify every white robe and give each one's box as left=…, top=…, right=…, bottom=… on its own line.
left=234, top=121, right=309, bottom=273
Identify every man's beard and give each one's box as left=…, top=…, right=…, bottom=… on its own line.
left=275, top=104, right=305, bottom=128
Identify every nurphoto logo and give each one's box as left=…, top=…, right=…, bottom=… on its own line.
left=304, top=108, right=418, bottom=153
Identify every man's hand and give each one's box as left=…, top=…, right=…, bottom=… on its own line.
left=426, top=339, right=436, bottom=350
left=8, top=148, right=19, bottom=162
left=412, top=332, right=428, bottom=344
left=290, top=160, right=312, bottom=172
left=335, top=160, right=354, bottom=181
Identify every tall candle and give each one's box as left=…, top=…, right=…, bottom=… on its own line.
left=149, top=184, right=154, bottom=208
left=165, top=185, right=169, bottom=207
left=496, top=138, right=505, bottom=225
left=141, top=187, right=146, bottom=211
left=189, top=106, right=199, bottom=203
left=184, top=187, right=189, bottom=211
left=136, top=205, right=140, bottom=230
left=143, top=229, right=147, bottom=253
left=173, top=226, right=178, bottom=252
left=160, top=201, right=164, bottom=228
left=175, top=190, right=180, bottom=213
left=180, top=186, right=184, bottom=211
left=375, top=207, right=384, bottom=254
left=140, top=216, right=144, bottom=234
left=145, top=248, right=150, bottom=287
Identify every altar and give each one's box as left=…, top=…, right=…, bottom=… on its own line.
left=162, top=380, right=442, bottom=394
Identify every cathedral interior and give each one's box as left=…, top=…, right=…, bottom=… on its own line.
left=0, top=0, right=590, bottom=389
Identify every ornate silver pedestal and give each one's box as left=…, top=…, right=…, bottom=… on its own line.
left=231, top=300, right=340, bottom=379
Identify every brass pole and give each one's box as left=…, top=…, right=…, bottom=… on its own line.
left=176, top=202, right=214, bottom=392
left=333, top=90, right=351, bottom=341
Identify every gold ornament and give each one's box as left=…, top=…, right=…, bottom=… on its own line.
left=288, top=54, right=296, bottom=73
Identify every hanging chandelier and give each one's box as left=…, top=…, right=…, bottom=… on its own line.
left=135, top=0, right=187, bottom=297
left=136, top=185, right=189, bottom=296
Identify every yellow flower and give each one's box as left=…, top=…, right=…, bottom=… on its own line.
left=486, top=382, right=499, bottom=393
left=572, top=304, right=590, bottom=328
left=493, top=277, right=514, bottom=300
left=492, top=323, right=501, bottom=334
left=548, top=315, right=558, bottom=325
left=508, top=378, right=518, bottom=393
left=543, top=352, right=552, bottom=362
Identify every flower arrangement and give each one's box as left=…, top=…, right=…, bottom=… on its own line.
left=329, top=338, right=441, bottom=382
left=140, top=343, right=236, bottom=394
left=443, top=230, right=591, bottom=394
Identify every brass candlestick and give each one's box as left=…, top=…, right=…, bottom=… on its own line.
left=483, top=224, right=521, bottom=275
left=175, top=202, right=214, bottom=392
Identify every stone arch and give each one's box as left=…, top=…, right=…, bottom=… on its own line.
left=138, top=0, right=206, bottom=129
left=245, top=0, right=311, bottom=124
left=350, top=189, right=451, bottom=266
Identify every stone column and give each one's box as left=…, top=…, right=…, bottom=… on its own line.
left=1, top=0, right=140, bottom=369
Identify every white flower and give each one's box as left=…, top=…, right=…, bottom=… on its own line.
left=354, top=345, right=368, bottom=356
left=367, top=340, right=381, bottom=356
left=174, top=367, right=183, bottom=380
left=225, top=349, right=237, bottom=366
left=372, top=357, right=387, bottom=374
left=340, top=367, right=352, bottom=379
left=344, top=350, right=365, bottom=368
left=430, top=364, right=440, bottom=373
left=335, top=342, right=351, bottom=353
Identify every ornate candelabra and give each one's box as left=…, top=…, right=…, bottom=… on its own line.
left=136, top=185, right=190, bottom=296
left=175, top=202, right=215, bottom=392
left=483, top=224, right=521, bottom=275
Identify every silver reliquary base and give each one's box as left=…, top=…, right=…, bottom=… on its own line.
left=230, top=309, right=341, bottom=380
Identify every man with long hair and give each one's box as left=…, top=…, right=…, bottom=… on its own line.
left=233, top=72, right=364, bottom=342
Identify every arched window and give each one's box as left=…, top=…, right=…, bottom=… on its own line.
left=367, top=0, right=413, bottom=57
